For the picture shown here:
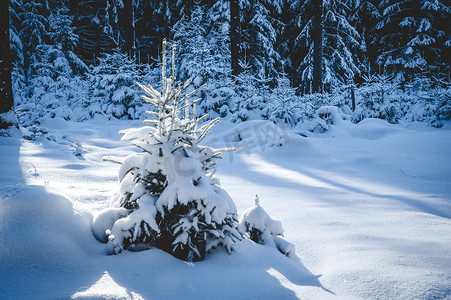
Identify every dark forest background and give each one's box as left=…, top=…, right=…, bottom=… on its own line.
left=2, top=0, right=450, bottom=131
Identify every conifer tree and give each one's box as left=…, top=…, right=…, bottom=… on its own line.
left=49, top=5, right=88, bottom=75
left=101, top=40, right=241, bottom=261
left=122, top=0, right=135, bottom=59
left=133, top=0, right=181, bottom=63
left=230, top=0, right=241, bottom=77
left=9, top=0, right=24, bottom=88
left=69, top=0, right=120, bottom=65
left=290, top=0, right=363, bottom=93
left=376, top=0, right=451, bottom=82
left=312, top=0, right=323, bottom=93
left=240, top=0, right=284, bottom=82
left=350, top=0, right=381, bottom=77
left=172, top=2, right=233, bottom=116
left=90, top=50, right=140, bottom=119
left=19, top=0, right=50, bottom=80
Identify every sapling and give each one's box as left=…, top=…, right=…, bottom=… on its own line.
left=98, top=40, right=240, bottom=261
left=240, top=195, right=295, bottom=258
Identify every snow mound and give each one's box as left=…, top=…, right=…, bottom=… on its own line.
left=211, top=120, right=290, bottom=152
left=0, top=185, right=94, bottom=263
left=92, top=207, right=129, bottom=242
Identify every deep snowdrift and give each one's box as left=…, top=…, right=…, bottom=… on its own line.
left=1, top=116, right=450, bottom=299
left=0, top=186, right=319, bottom=300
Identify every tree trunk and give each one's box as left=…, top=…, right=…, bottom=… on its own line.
left=123, top=0, right=135, bottom=59
left=0, top=0, right=16, bottom=129
left=230, top=0, right=241, bottom=77
left=312, top=0, right=323, bottom=93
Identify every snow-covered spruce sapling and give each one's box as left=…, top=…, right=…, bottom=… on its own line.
left=239, top=195, right=295, bottom=258
left=100, top=40, right=240, bottom=261
left=72, top=140, right=84, bottom=156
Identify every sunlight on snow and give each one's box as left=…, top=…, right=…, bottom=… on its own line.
left=246, top=154, right=340, bottom=191
left=246, top=154, right=430, bottom=201
left=71, top=271, right=144, bottom=299
left=311, top=169, right=434, bottom=201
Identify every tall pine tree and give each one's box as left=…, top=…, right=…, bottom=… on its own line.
left=240, top=0, right=284, bottom=83
left=69, top=0, right=120, bottom=65
left=230, top=0, right=241, bottom=77
left=312, top=0, right=323, bottom=93
left=376, top=0, right=451, bottom=82
left=290, top=0, right=363, bottom=93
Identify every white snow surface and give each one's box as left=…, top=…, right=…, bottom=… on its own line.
left=1, top=116, right=451, bottom=299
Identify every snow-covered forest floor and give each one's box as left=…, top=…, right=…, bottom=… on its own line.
left=1, top=116, right=451, bottom=299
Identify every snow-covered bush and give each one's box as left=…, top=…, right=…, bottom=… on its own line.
left=307, top=106, right=345, bottom=133
left=72, top=141, right=84, bottom=157
left=14, top=42, right=91, bottom=127
left=239, top=195, right=295, bottom=258
left=406, top=83, right=451, bottom=128
left=230, top=61, right=270, bottom=122
left=268, top=75, right=301, bottom=126
left=352, top=75, right=402, bottom=124
left=98, top=40, right=241, bottom=261
left=90, top=51, right=143, bottom=119
left=21, top=125, right=49, bottom=141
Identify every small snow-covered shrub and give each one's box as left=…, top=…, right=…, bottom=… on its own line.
left=296, top=106, right=344, bottom=134
left=239, top=195, right=295, bottom=258
left=230, top=61, right=270, bottom=122
left=90, top=51, right=143, bottom=119
left=406, top=83, right=451, bottom=128
left=21, top=125, right=49, bottom=141
left=98, top=40, right=241, bottom=261
left=268, top=75, right=301, bottom=126
left=72, top=141, right=84, bottom=156
left=352, top=75, right=402, bottom=124
left=432, top=86, right=451, bottom=127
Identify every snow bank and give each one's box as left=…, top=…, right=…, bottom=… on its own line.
left=0, top=184, right=319, bottom=299
left=92, top=207, right=129, bottom=242
left=3, top=117, right=450, bottom=299
left=0, top=184, right=105, bottom=299
left=0, top=185, right=94, bottom=262
left=210, top=120, right=290, bottom=152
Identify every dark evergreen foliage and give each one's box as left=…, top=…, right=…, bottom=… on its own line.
left=1, top=0, right=16, bottom=129
left=7, top=0, right=451, bottom=128
left=376, top=0, right=450, bottom=82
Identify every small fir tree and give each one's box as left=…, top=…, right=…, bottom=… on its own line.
left=90, top=50, right=141, bottom=119
left=269, top=73, right=300, bottom=126
left=102, top=40, right=241, bottom=261
left=239, top=195, right=295, bottom=258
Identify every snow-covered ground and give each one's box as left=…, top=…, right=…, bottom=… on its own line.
left=1, top=116, right=450, bottom=299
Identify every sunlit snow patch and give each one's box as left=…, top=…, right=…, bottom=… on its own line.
left=72, top=271, right=144, bottom=299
